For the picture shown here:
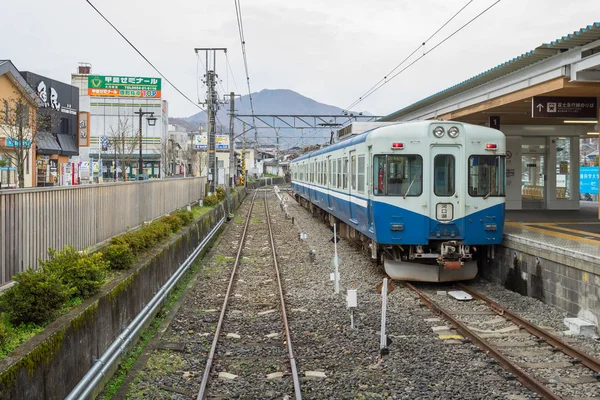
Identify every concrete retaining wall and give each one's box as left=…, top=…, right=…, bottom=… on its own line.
left=480, top=238, right=600, bottom=329
left=246, top=177, right=285, bottom=189
left=0, top=188, right=247, bottom=399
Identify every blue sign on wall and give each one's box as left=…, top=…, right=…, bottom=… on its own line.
left=580, top=166, right=599, bottom=194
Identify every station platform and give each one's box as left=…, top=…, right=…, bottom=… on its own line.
left=482, top=202, right=600, bottom=319
left=504, top=202, right=600, bottom=269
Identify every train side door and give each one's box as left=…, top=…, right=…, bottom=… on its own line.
left=348, top=150, right=358, bottom=223
left=367, top=146, right=374, bottom=233
left=327, top=156, right=333, bottom=210
left=429, top=146, right=465, bottom=239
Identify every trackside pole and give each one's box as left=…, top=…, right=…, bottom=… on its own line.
left=334, top=224, right=340, bottom=294
left=380, top=278, right=388, bottom=355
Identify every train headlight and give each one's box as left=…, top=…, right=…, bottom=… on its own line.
left=433, top=126, right=445, bottom=138
left=448, top=127, right=459, bottom=138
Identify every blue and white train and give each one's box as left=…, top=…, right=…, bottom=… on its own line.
left=290, top=121, right=506, bottom=282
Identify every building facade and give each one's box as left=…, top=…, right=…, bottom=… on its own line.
left=21, top=71, right=79, bottom=186
left=71, top=64, right=167, bottom=180
left=0, top=61, right=40, bottom=188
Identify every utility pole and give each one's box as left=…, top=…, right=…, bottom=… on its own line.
left=225, top=92, right=241, bottom=187
left=194, top=47, right=227, bottom=193
left=275, top=128, right=280, bottom=177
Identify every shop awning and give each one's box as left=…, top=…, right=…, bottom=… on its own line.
left=36, top=132, right=62, bottom=155
left=57, top=134, right=79, bottom=156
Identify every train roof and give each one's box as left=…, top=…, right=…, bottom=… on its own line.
left=292, top=121, right=504, bottom=162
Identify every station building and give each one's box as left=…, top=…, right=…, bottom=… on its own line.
left=382, top=22, right=600, bottom=213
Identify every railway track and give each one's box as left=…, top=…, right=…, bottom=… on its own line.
left=405, top=282, right=600, bottom=400
left=196, top=190, right=302, bottom=400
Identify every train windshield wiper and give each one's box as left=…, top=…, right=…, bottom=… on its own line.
left=484, top=188, right=496, bottom=199
left=404, top=174, right=418, bottom=199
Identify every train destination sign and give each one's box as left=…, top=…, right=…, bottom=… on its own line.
left=532, top=96, right=597, bottom=119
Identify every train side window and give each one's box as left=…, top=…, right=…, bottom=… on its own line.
left=326, top=159, right=330, bottom=186
left=357, top=155, right=365, bottom=193
left=434, top=155, right=455, bottom=197
left=350, top=155, right=357, bottom=191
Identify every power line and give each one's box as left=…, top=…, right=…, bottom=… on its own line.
left=86, top=0, right=206, bottom=113
left=233, top=0, right=258, bottom=137
left=226, top=52, right=239, bottom=93
left=345, top=0, right=501, bottom=112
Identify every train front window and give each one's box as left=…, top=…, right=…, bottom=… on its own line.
left=373, top=155, right=423, bottom=196
left=469, top=155, right=506, bottom=197
left=434, top=155, right=455, bottom=197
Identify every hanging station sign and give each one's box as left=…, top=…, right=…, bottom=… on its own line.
left=532, top=96, right=597, bottom=119
left=87, top=75, right=162, bottom=98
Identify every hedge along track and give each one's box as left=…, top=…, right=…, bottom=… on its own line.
left=405, top=282, right=600, bottom=400
left=196, top=189, right=301, bottom=400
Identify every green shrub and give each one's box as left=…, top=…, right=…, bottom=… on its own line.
left=216, top=186, right=226, bottom=201
left=160, top=215, right=183, bottom=232
left=146, top=221, right=171, bottom=241
left=118, top=231, right=148, bottom=254
left=103, top=244, right=136, bottom=270
left=0, top=319, right=8, bottom=347
left=174, top=209, right=194, bottom=225
left=41, top=247, right=108, bottom=299
left=1, top=268, right=71, bottom=325
left=202, top=194, right=219, bottom=207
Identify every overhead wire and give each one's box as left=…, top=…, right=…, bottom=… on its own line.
left=86, top=0, right=206, bottom=113
left=233, top=0, right=259, bottom=142
left=345, top=0, right=501, bottom=112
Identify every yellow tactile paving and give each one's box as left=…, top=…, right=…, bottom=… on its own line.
left=505, top=221, right=600, bottom=246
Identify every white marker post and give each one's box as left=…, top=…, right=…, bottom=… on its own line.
left=347, top=286, right=357, bottom=329
left=334, top=224, right=340, bottom=294
left=380, top=278, right=388, bottom=354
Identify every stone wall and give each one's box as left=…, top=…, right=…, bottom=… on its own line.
left=480, top=238, right=600, bottom=329
left=0, top=188, right=247, bottom=399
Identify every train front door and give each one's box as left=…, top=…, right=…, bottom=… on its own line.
left=429, top=146, right=465, bottom=238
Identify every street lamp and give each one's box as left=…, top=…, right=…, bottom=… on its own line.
left=134, top=108, right=157, bottom=180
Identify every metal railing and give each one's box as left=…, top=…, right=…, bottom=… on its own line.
left=0, top=177, right=206, bottom=286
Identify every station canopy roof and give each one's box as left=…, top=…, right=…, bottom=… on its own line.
left=383, top=22, right=600, bottom=124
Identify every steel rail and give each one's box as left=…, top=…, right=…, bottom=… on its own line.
left=264, top=190, right=303, bottom=399
left=456, top=283, right=600, bottom=373
left=196, top=190, right=258, bottom=400
left=403, top=282, right=562, bottom=400
left=66, top=214, right=226, bottom=400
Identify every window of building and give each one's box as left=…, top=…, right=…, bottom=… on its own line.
left=434, top=154, right=455, bottom=197
left=357, top=155, right=365, bottom=193
left=468, top=155, right=506, bottom=197
left=373, top=155, right=423, bottom=196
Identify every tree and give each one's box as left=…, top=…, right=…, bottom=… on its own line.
left=0, top=94, right=37, bottom=188
left=160, top=136, right=174, bottom=177
left=107, top=116, right=137, bottom=181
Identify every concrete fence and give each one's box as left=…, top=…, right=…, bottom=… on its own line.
left=0, top=177, right=206, bottom=286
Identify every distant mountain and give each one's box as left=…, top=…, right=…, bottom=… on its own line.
left=169, top=89, right=370, bottom=148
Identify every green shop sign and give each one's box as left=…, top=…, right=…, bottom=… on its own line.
left=87, top=75, right=162, bottom=98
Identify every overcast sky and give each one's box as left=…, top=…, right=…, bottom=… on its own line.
left=1, top=0, right=597, bottom=118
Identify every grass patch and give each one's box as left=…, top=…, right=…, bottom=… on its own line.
left=191, top=205, right=213, bottom=220
left=234, top=215, right=243, bottom=224
left=215, top=255, right=234, bottom=264
left=99, top=256, right=205, bottom=399
left=250, top=217, right=261, bottom=224
left=145, top=350, right=184, bottom=379
left=0, top=319, right=45, bottom=359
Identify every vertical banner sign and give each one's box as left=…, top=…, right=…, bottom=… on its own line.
left=78, top=112, right=90, bottom=147
left=580, top=166, right=599, bottom=195
left=489, top=116, right=500, bottom=130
